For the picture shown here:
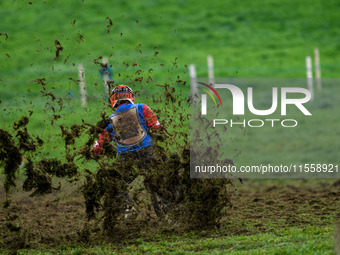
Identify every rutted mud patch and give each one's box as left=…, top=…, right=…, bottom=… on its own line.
left=221, top=179, right=340, bottom=235
left=0, top=182, right=86, bottom=250
left=0, top=179, right=339, bottom=251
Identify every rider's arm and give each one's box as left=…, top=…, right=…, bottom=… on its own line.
left=92, top=129, right=111, bottom=155
left=142, top=104, right=161, bottom=130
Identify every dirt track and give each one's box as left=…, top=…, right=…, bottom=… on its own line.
left=223, top=179, right=340, bottom=235
left=0, top=182, right=86, bottom=250
left=0, top=179, right=339, bottom=251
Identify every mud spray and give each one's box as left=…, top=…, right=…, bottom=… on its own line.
left=0, top=64, right=237, bottom=251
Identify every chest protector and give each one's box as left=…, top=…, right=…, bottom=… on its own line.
left=111, top=106, right=146, bottom=146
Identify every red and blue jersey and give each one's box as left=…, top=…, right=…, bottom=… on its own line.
left=93, top=103, right=161, bottom=155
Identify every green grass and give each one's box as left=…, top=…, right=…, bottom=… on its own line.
left=1, top=0, right=340, bottom=253
left=7, top=225, right=336, bottom=254
left=1, top=0, right=340, bottom=164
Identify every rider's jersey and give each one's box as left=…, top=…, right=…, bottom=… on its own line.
left=93, top=103, right=161, bottom=155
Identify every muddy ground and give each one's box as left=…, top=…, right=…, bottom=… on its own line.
left=222, top=179, right=340, bottom=235
left=0, top=178, right=339, bottom=251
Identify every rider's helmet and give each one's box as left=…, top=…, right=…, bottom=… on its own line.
left=110, top=85, right=135, bottom=108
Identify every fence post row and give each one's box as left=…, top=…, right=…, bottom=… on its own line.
left=190, top=53, right=322, bottom=103
left=79, top=52, right=322, bottom=107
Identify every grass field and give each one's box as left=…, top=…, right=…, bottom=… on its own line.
left=1, top=0, right=340, bottom=254
left=1, top=0, right=340, bottom=163
left=11, top=226, right=337, bottom=254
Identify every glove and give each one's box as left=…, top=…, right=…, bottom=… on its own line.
left=92, top=130, right=111, bottom=156
left=92, top=140, right=104, bottom=156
